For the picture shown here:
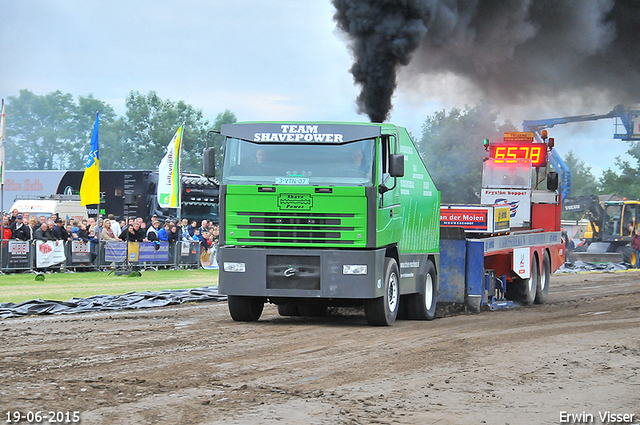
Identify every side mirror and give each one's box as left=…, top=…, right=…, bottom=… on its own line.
left=203, top=147, right=216, bottom=178
left=389, top=154, right=405, bottom=177
left=547, top=171, right=559, bottom=191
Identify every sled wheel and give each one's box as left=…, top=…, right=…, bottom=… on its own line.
left=535, top=252, right=551, bottom=304
left=509, top=255, right=538, bottom=305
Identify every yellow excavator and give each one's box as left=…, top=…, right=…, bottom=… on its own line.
left=563, top=195, right=640, bottom=266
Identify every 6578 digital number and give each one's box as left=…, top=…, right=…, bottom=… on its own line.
left=5, top=411, right=80, bottom=423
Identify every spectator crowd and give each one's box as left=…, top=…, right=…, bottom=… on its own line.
left=1, top=209, right=220, bottom=268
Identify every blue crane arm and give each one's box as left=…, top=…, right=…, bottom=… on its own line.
left=548, top=148, right=571, bottom=201
left=522, top=111, right=616, bottom=133
left=522, top=105, right=640, bottom=201
left=523, top=104, right=640, bottom=141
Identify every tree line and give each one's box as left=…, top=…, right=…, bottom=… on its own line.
left=4, top=90, right=637, bottom=201
left=4, top=89, right=234, bottom=174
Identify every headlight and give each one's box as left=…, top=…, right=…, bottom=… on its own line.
left=342, top=264, right=367, bottom=275
left=223, top=262, right=246, bottom=272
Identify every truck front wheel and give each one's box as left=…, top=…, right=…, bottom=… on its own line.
left=406, top=260, right=437, bottom=320
left=227, top=296, right=265, bottom=322
left=365, top=258, right=399, bottom=326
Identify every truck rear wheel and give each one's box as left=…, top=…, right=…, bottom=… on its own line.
left=509, top=255, right=538, bottom=305
left=406, top=260, right=437, bottom=320
left=365, top=258, right=399, bottom=326
left=227, top=296, right=264, bottom=322
left=535, top=252, right=551, bottom=304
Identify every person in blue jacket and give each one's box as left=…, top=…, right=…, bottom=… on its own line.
left=157, top=223, right=170, bottom=241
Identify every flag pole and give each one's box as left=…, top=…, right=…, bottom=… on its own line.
left=1, top=103, right=4, bottom=214
left=96, top=114, right=102, bottom=271
left=0, top=100, right=6, bottom=274
left=0, top=100, right=3, bottom=218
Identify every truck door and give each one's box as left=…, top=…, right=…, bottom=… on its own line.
left=376, top=134, right=403, bottom=245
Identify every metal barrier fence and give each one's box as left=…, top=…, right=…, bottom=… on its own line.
left=0, top=240, right=204, bottom=273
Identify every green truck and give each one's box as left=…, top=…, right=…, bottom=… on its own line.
left=208, top=122, right=441, bottom=325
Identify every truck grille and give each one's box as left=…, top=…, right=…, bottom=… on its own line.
left=232, top=212, right=359, bottom=245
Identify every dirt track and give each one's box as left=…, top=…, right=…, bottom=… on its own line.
left=2, top=270, right=640, bottom=425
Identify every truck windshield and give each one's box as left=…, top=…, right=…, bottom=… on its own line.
left=482, top=159, right=531, bottom=189
left=222, top=138, right=375, bottom=186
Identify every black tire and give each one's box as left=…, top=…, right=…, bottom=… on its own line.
left=406, top=260, right=437, bottom=320
left=616, top=245, right=637, bottom=266
left=508, top=255, right=538, bottom=305
left=227, top=295, right=264, bottom=322
left=277, top=304, right=299, bottom=317
left=535, top=252, right=551, bottom=304
left=364, top=258, right=400, bottom=326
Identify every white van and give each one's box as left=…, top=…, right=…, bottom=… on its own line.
left=10, top=195, right=88, bottom=222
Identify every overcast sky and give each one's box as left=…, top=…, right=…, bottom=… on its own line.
left=1, top=1, right=634, bottom=177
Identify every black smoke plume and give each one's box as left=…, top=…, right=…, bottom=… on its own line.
left=333, top=0, right=431, bottom=123
left=334, top=0, right=640, bottom=121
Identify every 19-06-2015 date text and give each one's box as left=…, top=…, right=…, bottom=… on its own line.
left=5, top=411, right=80, bottom=423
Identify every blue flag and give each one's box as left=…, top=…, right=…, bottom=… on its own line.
left=80, top=113, right=100, bottom=206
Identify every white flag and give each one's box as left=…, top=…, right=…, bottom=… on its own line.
left=157, top=123, right=183, bottom=208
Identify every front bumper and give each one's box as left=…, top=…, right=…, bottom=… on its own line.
left=219, top=246, right=386, bottom=299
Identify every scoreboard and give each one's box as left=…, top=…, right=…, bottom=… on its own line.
left=488, top=132, right=548, bottom=167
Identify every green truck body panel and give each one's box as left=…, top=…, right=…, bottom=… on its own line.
left=217, top=122, right=440, bottom=301
left=394, top=126, right=441, bottom=254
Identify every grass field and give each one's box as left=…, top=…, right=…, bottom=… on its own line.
left=0, top=268, right=219, bottom=304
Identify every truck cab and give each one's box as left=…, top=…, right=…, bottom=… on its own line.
left=210, top=122, right=441, bottom=325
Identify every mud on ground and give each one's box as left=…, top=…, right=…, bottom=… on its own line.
left=1, top=271, right=639, bottom=424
